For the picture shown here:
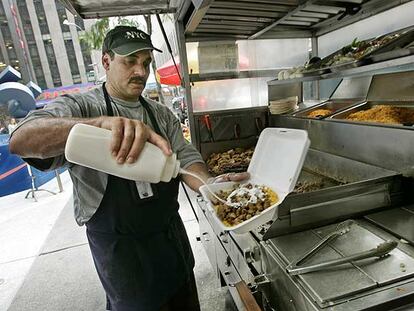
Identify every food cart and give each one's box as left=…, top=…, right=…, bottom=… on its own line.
left=61, top=1, right=414, bottom=309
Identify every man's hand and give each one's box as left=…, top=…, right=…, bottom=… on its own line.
left=9, top=116, right=172, bottom=162
left=181, top=162, right=250, bottom=193
left=98, top=116, right=172, bottom=164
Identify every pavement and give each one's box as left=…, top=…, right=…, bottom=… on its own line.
left=0, top=172, right=234, bottom=310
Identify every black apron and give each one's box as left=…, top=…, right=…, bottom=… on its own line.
left=86, top=84, right=195, bottom=311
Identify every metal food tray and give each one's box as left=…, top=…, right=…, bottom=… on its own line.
left=323, top=29, right=412, bottom=73
left=328, top=59, right=366, bottom=73
left=365, top=28, right=414, bottom=63
left=293, top=99, right=363, bottom=119
left=318, top=40, right=369, bottom=72
left=329, top=101, right=414, bottom=126
left=266, top=220, right=414, bottom=309
left=301, top=67, right=331, bottom=77
left=259, top=149, right=403, bottom=239
left=367, top=47, right=414, bottom=63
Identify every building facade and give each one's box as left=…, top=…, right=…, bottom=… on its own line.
left=0, top=0, right=95, bottom=89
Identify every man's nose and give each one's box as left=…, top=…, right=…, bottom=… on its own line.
left=132, top=64, right=147, bottom=76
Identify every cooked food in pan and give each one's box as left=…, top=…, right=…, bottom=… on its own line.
left=206, top=147, right=254, bottom=176
left=324, top=34, right=400, bottom=67
left=293, top=181, right=325, bottom=194
left=307, top=109, right=333, bottom=118
left=213, top=183, right=278, bottom=227
left=345, top=105, right=414, bottom=124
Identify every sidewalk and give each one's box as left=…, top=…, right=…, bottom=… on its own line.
left=0, top=171, right=73, bottom=310
left=0, top=173, right=233, bottom=310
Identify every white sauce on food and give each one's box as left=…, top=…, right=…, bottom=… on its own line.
left=226, top=184, right=265, bottom=208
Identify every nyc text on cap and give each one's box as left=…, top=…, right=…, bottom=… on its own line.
left=103, top=26, right=162, bottom=56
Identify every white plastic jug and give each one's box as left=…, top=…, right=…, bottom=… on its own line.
left=65, top=123, right=180, bottom=183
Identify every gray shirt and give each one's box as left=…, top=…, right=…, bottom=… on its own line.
left=13, top=87, right=203, bottom=225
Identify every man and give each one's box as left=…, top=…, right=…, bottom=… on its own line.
left=7, top=118, right=17, bottom=133
left=9, top=26, right=247, bottom=311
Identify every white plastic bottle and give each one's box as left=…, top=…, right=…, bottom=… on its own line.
left=65, top=123, right=180, bottom=183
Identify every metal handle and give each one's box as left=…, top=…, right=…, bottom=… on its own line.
left=255, top=117, right=263, bottom=135
left=223, top=270, right=236, bottom=287
left=234, top=123, right=241, bottom=139
left=202, top=232, right=210, bottom=242
left=287, top=240, right=398, bottom=275
left=219, top=232, right=229, bottom=244
left=287, top=220, right=398, bottom=276
left=244, top=246, right=260, bottom=263
left=202, top=114, right=214, bottom=142
left=289, top=222, right=351, bottom=268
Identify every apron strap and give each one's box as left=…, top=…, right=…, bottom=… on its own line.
left=102, top=82, right=115, bottom=117
left=139, top=96, right=162, bottom=135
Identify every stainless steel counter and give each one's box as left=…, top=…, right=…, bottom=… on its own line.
left=196, top=70, right=414, bottom=311
left=261, top=218, right=414, bottom=310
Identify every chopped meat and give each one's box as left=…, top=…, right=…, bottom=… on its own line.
left=213, top=183, right=278, bottom=227
left=206, top=147, right=254, bottom=176
left=293, top=181, right=325, bottom=194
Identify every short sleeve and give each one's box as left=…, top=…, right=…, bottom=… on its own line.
left=167, top=114, right=204, bottom=169
left=11, top=95, right=85, bottom=171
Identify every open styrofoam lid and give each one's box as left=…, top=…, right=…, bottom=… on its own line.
left=247, top=128, right=310, bottom=194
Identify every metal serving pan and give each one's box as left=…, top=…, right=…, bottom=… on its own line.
left=264, top=219, right=414, bottom=310
left=318, top=40, right=369, bottom=72
left=366, top=47, right=414, bottom=63
left=324, top=29, right=412, bottom=73
left=365, top=28, right=414, bottom=63
left=279, top=149, right=400, bottom=215
left=293, top=99, right=363, bottom=119
left=328, top=59, right=365, bottom=72
left=329, top=101, right=414, bottom=127
left=256, top=149, right=404, bottom=240
left=301, top=67, right=331, bottom=77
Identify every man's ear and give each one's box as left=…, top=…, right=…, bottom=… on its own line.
left=102, top=54, right=110, bottom=70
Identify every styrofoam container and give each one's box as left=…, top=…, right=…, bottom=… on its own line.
left=200, top=128, right=310, bottom=234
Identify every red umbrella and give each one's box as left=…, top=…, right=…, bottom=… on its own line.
left=156, top=57, right=181, bottom=86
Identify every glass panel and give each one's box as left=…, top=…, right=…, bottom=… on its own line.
left=191, top=77, right=273, bottom=112
left=238, top=38, right=310, bottom=70
left=72, top=74, right=81, bottom=83
left=198, top=42, right=239, bottom=73
left=33, top=0, right=49, bottom=35
left=0, top=1, right=18, bottom=69
left=0, top=46, right=4, bottom=65
left=186, top=38, right=310, bottom=74
left=17, top=0, right=34, bottom=42
left=80, top=40, right=93, bottom=75
left=62, top=32, right=72, bottom=39
left=187, top=38, right=310, bottom=111
left=44, top=40, right=61, bottom=87
left=64, top=39, right=80, bottom=79
left=16, top=0, right=45, bottom=87
left=74, top=15, right=85, bottom=30
left=154, top=31, right=179, bottom=67
left=55, top=0, right=69, bottom=33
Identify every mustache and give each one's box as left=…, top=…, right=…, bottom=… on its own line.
left=129, top=76, right=146, bottom=84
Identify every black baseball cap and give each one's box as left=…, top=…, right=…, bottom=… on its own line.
left=102, top=26, right=162, bottom=56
